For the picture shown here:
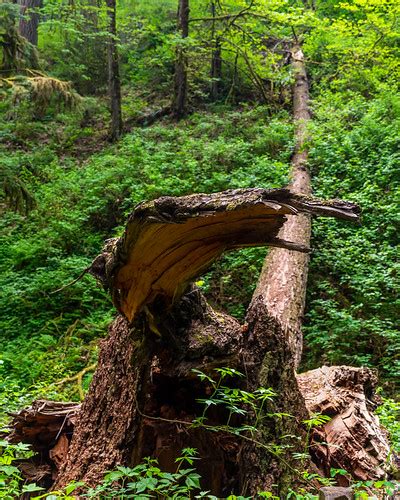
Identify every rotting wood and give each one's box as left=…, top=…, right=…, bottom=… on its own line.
left=297, top=365, right=395, bottom=482
left=7, top=400, right=78, bottom=450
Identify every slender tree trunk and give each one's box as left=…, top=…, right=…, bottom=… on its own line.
left=251, top=44, right=312, bottom=368
left=172, top=0, right=189, bottom=119
left=210, top=1, right=222, bottom=101
left=210, top=40, right=222, bottom=101
left=18, top=0, right=41, bottom=46
left=106, top=0, right=122, bottom=141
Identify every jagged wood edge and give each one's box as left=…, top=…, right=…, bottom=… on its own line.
left=88, top=188, right=360, bottom=320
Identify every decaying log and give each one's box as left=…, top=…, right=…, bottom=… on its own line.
left=297, top=366, right=394, bottom=482
left=6, top=400, right=78, bottom=482
left=89, top=188, right=359, bottom=323
left=7, top=400, right=78, bottom=451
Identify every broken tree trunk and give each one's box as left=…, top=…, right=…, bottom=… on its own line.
left=54, top=188, right=359, bottom=495
left=252, top=44, right=312, bottom=368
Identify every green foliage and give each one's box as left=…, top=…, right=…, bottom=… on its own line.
left=303, top=91, right=400, bottom=388
left=0, top=104, right=291, bottom=418
left=82, top=450, right=203, bottom=499
left=0, top=0, right=399, bottom=495
left=192, top=367, right=276, bottom=432
left=0, top=440, right=44, bottom=499
left=376, top=396, right=400, bottom=452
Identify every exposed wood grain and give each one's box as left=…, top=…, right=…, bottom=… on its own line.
left=297, top=366, right=393, bottom=481
left=89, top=188, right=360, bottom=323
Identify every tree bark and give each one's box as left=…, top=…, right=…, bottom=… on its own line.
left=172, top=0, right=189, bottom=119
left=251, top=44, right=312, bottom=369
left=54, top=189, right=359, bottom=494
left=106, top=0, right=122, bottom=141
left=18, top=0, right=41, bottom=46
left=297, top=366, right=393, bottom=482
left=12, top=366, right=394, bottom=489
left=210, top=1, right=222, bottom=101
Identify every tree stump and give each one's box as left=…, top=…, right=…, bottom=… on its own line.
left=52, top=188, right=360, bottom=495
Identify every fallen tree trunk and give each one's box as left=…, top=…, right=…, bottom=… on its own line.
left=252, top=45, right=312, bottom=369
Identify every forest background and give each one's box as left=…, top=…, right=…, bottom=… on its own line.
left=0, top=0, right=399, bottom=487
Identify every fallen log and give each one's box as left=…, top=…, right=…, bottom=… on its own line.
left=6, top=400, right=78, bottom=482
left=7, top=400, right=78, bottom=450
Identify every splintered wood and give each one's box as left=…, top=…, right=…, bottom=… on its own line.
left=6, top=400, right=78, bottom=481
left=88, top=188, right=360, bottom=322
left=7, top=399, right=78, bottom=449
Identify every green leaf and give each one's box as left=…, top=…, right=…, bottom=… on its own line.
left=0, top=465, right=20, bottom=476
left=22, top=483, right=46, bottom=493
left=65, top=481, right=85, bottom=494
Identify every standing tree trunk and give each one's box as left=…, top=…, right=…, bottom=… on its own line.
left=54, top=189, right=359, bottom=495
left=210, top=1, right=222, bottom=101
left=172, top=0, right=189, bottom=119
left=106, top=0, right=122, bottom=141
left=251, top=44, right=312, bottom=368
left=18, top=0, right=41, bottom=46
left=210, top=40, right=222, bottom=100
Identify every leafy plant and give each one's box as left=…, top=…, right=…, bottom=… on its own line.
left=0, top=440, right=44, bottom=499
